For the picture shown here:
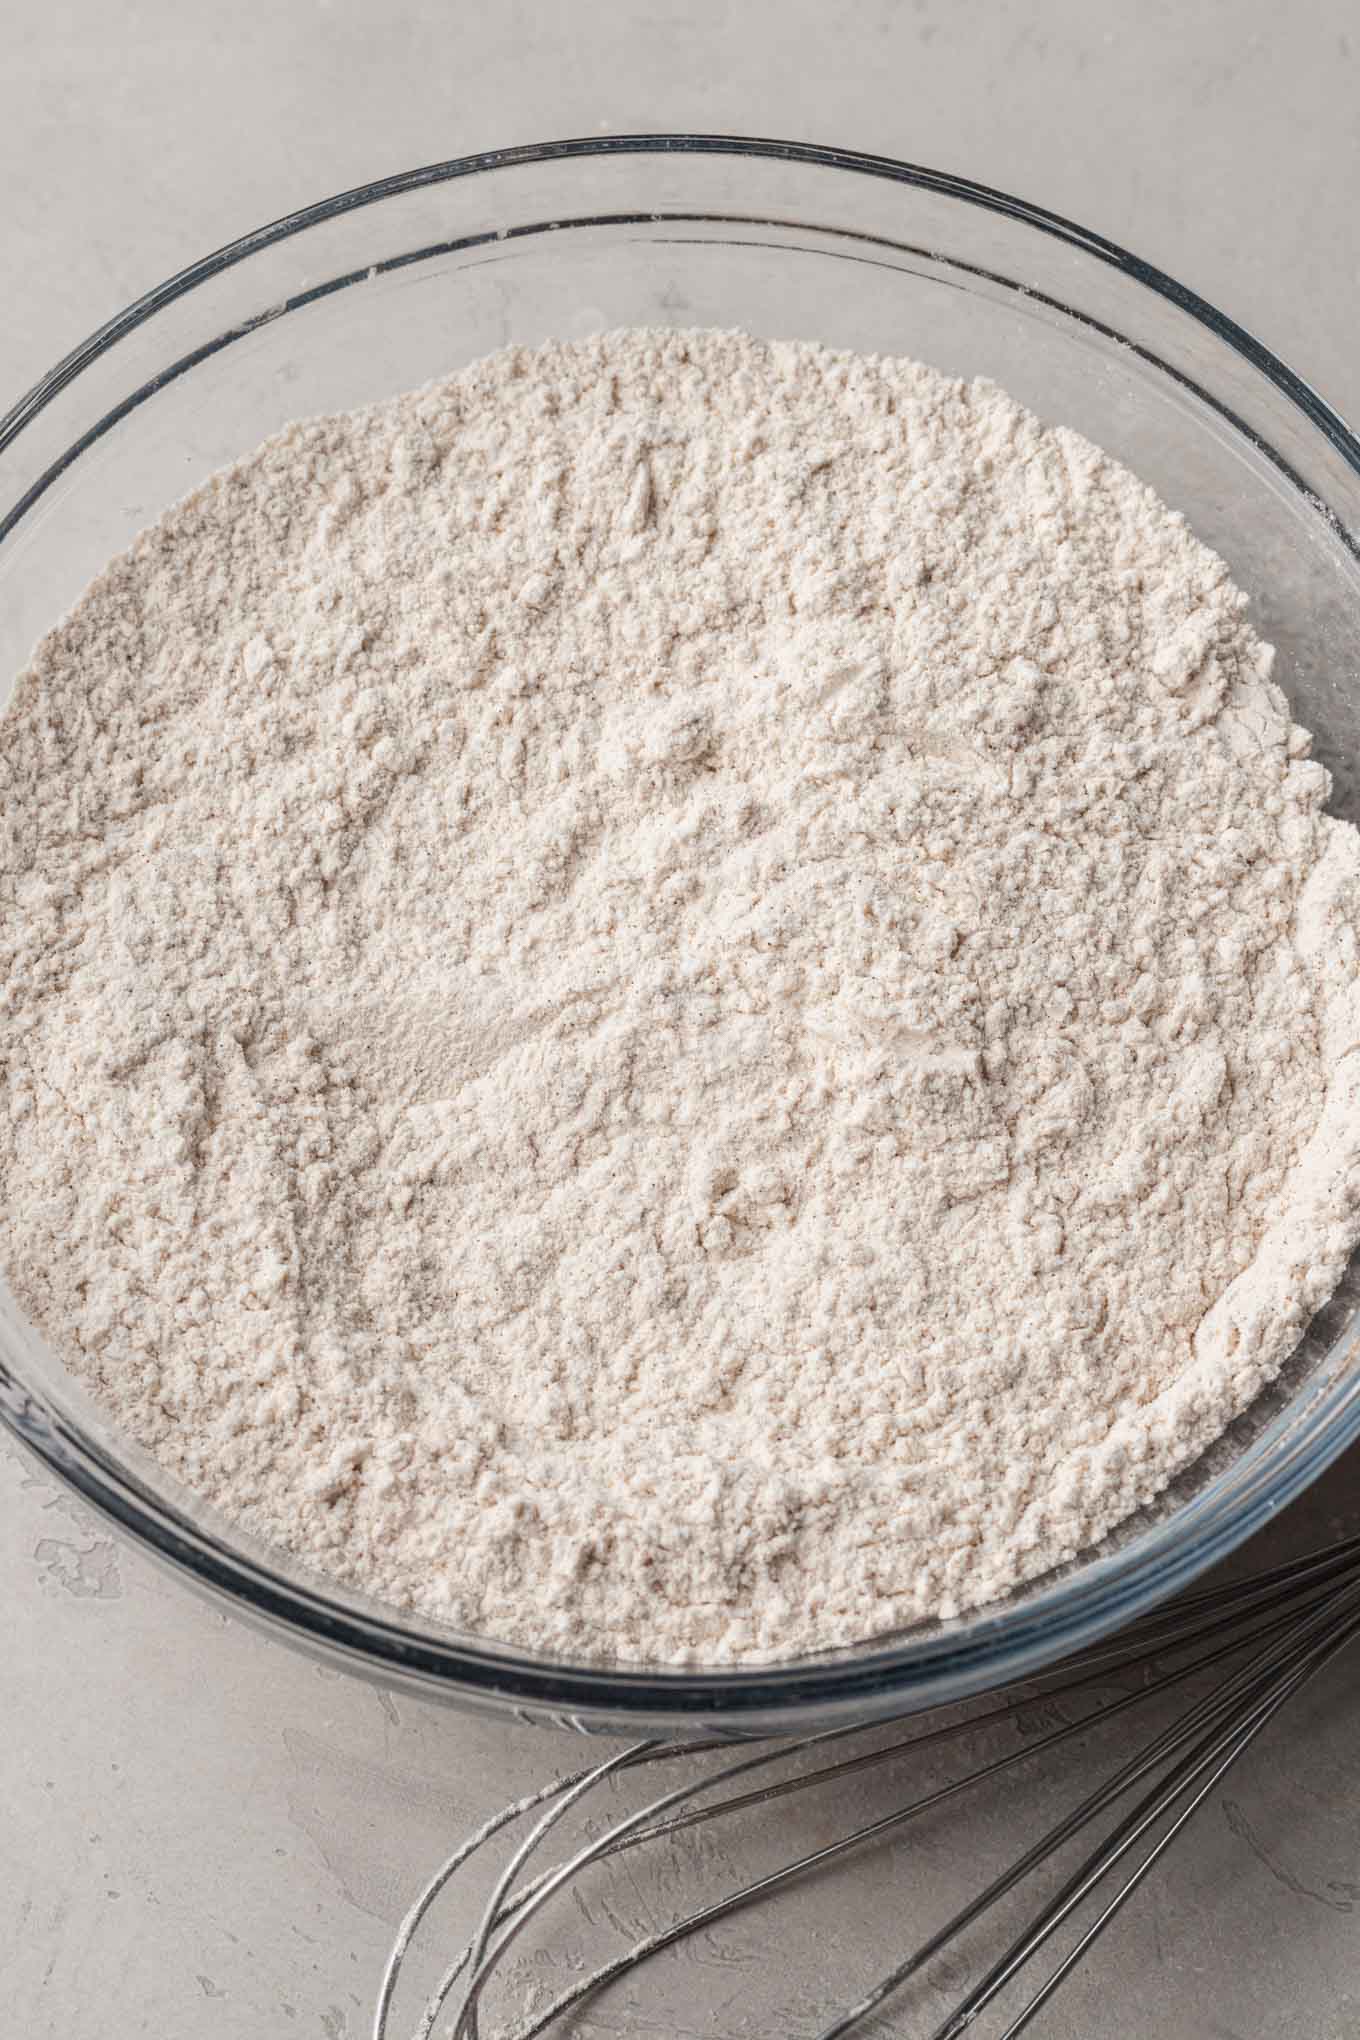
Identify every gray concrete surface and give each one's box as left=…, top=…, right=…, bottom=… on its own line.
left=3, top=4, right=1360, bottom=2035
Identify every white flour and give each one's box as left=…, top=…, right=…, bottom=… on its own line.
left=3, top=329, right=1360, bottom=1665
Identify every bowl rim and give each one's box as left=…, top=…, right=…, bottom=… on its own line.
left=4, top=130, right=1360, bottom=1729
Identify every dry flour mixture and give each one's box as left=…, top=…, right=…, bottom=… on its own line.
left=3, top=329, right=1360, bottom=1664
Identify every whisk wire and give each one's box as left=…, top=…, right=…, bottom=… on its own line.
left=444, top=1722, right=886, bottom=2039
left=507, top=1574, right=1355, bottom=2040
left=816, top=1572, right=1360, bottom=2039
left=373, top=1534, right=1360, bottom=2040
left=452, top=1740, right=655, bottom=2040
left=375, top=1737, right=730, bottom=2040
left=934, top=1587, right=1360, bottom=2040
left=993, top=1603, right=1360, bottom=2040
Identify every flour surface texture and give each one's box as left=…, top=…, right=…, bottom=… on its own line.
left=4, top=330, right=1360, bottom=1664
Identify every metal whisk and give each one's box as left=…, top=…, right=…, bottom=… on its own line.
left=373, top=1533, right=1360, bottom=2040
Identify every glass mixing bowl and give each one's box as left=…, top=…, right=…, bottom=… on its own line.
left=3, top=135, right=1360, bottom=1737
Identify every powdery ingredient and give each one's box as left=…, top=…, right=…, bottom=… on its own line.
left=3, top=329, right=1360, bottom=1665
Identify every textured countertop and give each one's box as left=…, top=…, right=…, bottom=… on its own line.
left=4, top=5, right=1360, bottom=2035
